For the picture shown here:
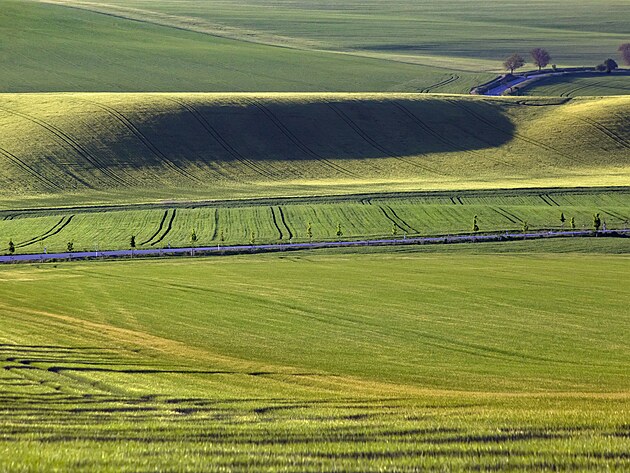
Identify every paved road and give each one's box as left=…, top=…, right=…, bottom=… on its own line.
left=0, top=229, right=626, bottom=264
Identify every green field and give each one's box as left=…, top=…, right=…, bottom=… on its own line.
left=0, top=93, right=629, bottom=209
left=1, top=189, right=629, bottom=254
left=1, top=248, right=628, bottom=471
left=521, top=73, right=630, bottom=97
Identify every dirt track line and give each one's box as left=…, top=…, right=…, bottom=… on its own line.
left=15, top=216, right=74, bottom=250
left=493, top=208, right=519, bottom=225
left=327, top=102, right=443, bottom=175
left=447, top=99, right=588, bottom=165
left=82, top=99, right=198, bottom=183
left=576, top=116, right=630, bottom=150
left=0, top=147, right=62, bottom=191
left=392, top=101, right=512, bottom=167
left=0, top=108, right=101, bottom=188
left=165, top=97, right=278, bottom=181
left=15, top=217, right=65, bottom=247
left=277, top=206, right=293, bottom=240
left=140, top=210, right=168, bottom=246
left=247, top=99, right=356, bottom=177
left=386, top=205, right=418, bottom=233
left=151, top=209, right=176, bottom=246
left=269, top=207, right=284, bottom=240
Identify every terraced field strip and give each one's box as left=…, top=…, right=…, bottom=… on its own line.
left=0, top=189, right=628, bottom=254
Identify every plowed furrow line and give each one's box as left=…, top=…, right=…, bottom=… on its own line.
left=165, top=98, right=277, bottom=181
left=446, top=100, right=587, bottom=165
left=0, top=147, right=62, bottom=191
left=140, top=210, right=168, bottom=246
left=327, top=103, right=443, bottom=175
left=151, top=209, right=176, bottom=246
left=247, top=100, right=355, bottom=177
left=83, top=100, right=198, bottom=183
left=269, top=207, right=284, bottom=240
left=277, top=207, right=293, bottom=240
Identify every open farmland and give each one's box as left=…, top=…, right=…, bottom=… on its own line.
left=521, top=73, right=630, bottom=97
left=0, top=249, right=629, bottom=471
left=1, top=189, right=629, bottom=254
left=0, top=93, right=629, bottom=209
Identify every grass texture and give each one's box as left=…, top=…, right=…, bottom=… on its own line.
left=0, top=250, right=628, bottom=471
left=0, top=93, right=629, bottom=208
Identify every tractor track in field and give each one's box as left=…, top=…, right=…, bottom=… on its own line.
left=269, top=207, right=284, bottom=240
left=81, top=99, right=199, bottom=184
left=140, top=210, right=169, bottom=246
left=0, top=108, right=107, bottom=189
left=11, top=215, right=74, bottom=250
left=560, top=80, right=608, bottom=98
left=151, top=209, right=177, bottom=246
left=0, top=147, right=62, bottom=192
left=493, top=207, right=520, bottom=225
left=539, top=194, right=560, bottom=206
left=575, top=116, right=630, bottom=150
left=601, top=209, right=629, bottom=222
left=277, top=206, right=293, bottom=240
left=391, top=101, right=512, bottom=168
left=445, top=99, right=589, bottom=165
left=326, top=102, right=444, bottom=176
left=246, top=99, right=356, bottom=178
left=210, top=209, right=219, bottom=241
left=420, top=74, right=459, bottom=93
left=379, top=205, right=417, bottom=234
left=164, top=98, right=278, bottom=181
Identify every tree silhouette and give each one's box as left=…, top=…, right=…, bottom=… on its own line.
left=503, top=54, right=525, bottom=74
left=530, top=48, right=551, bottom=71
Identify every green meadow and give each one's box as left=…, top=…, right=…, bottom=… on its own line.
left=521, top=73, right=630, bottom=97
left=0, top=248, right=629, bottom=471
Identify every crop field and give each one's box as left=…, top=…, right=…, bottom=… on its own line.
left=1, top=189, right=629, bottom=254
left=0, top=93, right=629, bottom=209
left=36, top=0, right=630, bottom=69
left=0, top=249, right=628, bottom=471
left=521, top=73, right=630, bottom=97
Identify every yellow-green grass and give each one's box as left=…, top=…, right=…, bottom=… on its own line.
left=521, top=73, right=630, bottom=97
left=0, top=250, right=628, bottom=471
left=1, top=93, right=629, bottom=209
left=39, top=0, right=630, bottom=71
left=1, top=190, right=629, bottom=253
left=1, top=1, right=491, bottom=94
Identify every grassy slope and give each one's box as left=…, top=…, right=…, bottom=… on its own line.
left=0, top=250, right=628, bottom=471
left=47, top=0, right=630, bottom=68
left=0, top=93, right=628, bottom=208
left=0, top=1, right=488, bottom=93
left=1, top=190, right=629, bottom=253
left=521, top=72, right=630, bottom=97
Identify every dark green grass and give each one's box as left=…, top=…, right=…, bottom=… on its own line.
left=521, top=72, right=630, bottom=97
left=0, top=250, right=628, bottom=471
left=0, top=1, right=488, bottom=93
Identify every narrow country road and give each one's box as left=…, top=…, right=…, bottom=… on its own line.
left=0, top=229, right=626, bottom=264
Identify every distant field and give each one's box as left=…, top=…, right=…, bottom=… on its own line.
left=40, top=0, right=629, bottom=68
left=521, top=72, right=630, bottom=97
left=0, top=250, right=628, bottom=471
left=1, top=189, right=629, bottom=254
left=0, top=93, right=629, bottom=209
left=0, top=1, right=490, bottom=93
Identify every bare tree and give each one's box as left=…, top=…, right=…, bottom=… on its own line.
left=530, top=48, right=551, bottom=71
left=619, top=43, right=630, bottom=66
left=503, top=54, right=525, bottom=74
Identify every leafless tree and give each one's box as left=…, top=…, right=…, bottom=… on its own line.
left=619, top=43, right=630, bottom=66
left=503, top=54, right=525, bottom=74
left=530, top=48, right=551, bottom=71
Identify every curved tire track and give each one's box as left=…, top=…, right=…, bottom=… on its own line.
left=140, top=210, right=168, bottom=246
left=151, top=209, right=177, bottom=246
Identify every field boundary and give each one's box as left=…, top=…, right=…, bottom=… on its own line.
left=2, top=229, right=627, bottom=264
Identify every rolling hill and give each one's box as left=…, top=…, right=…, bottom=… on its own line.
left=0, top=93, right=628, bottom=208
